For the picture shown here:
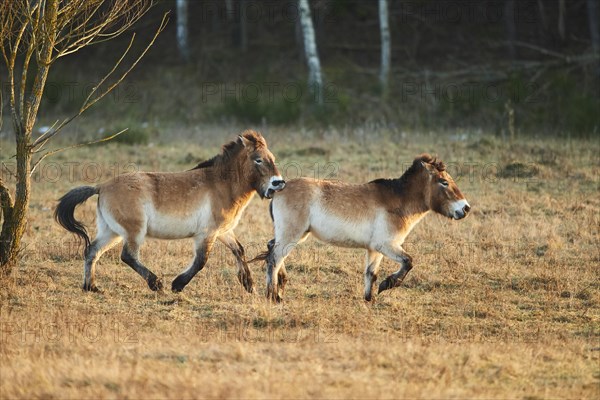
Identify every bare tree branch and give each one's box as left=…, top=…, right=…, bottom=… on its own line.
left=19, top=5, right=41, bottom=120
left=31, top=129, right=128, bottom=175
left=53, top=1, right=152, bottom=61
left=1, top=163, right=16, bottom=181
left=31, top=12, right=169, bottom=150
left=502, top=40, right=571, bottom=61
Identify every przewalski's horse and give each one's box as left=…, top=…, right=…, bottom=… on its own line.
left=55, top=130, right=285, bottom=293
left=256, top=154, right=470, bottom=302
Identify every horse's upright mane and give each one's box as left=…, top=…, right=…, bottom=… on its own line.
left=191, top=130, right=266, bottom=171
left=416, top=153, right=445, bottom=172
left=370, top=153, right=445, bottom=193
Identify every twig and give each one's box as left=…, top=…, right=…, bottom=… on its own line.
left=497, top=40, right=570, bottom=61
left=30, top=129, right=128, bottom=176
left=31, top=119, right=60, bottom=154
left=1, top=163, right=16, bottom=180
left=31, top=12, right=169, bottom=150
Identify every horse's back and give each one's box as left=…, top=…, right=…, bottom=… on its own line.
left=273, top=178, right=384, bottom=214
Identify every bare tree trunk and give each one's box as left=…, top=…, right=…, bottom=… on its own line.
left=0, top=129, right=32, bottom=271
left=295, top=13, right=304, bottom=61
left=558, top=0, right=566, bottom=41
left=298, top=0, right=323, bottom=105
left=176, top=0, right=190, bottom=61
left=0, top=0, right=58, bottom=271
left=379, top=0, right=391, bottom=98
left=0, top=179, right=15, bottom=272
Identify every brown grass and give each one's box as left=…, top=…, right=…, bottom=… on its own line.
left=1, top=130, right=599, bottom=399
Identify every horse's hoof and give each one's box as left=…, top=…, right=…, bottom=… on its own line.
left=237, top=272, right=254, bottom=293
left=378, top=277, right=393, bottom=294
left=147, top=277, right=163, bottom=292
left=82, top=284, right=102, bottom=293
left=364, top=293, right=373, bottom=302
left=171, top=283, right=183, bottom=293
left=243, top=279, right=254, bottom=294
left=266, top=289, right=281, bottom=303
left=172, top=274, right=191, bottom=292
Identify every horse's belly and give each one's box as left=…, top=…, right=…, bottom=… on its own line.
left=146, top=216, right=205, bottom=239
left=309, top=211, right=373, bottom=248
left=145, top=204, right=212, bottom=240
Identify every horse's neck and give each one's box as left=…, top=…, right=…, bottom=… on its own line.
left=392, top=175, right=428, bottom=210
left=204, top=162, right=255, bottom=207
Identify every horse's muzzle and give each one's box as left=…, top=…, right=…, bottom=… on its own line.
left=451, top=200, right=471, bottom=220
left=264, top=178, right=286, bottom=199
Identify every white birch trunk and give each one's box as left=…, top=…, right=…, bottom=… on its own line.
left=176, top=0, right=190, bottom=61
left=558, top=0, right=566, bottom=41
left=225, top=0, right=233, bottom=21
left=298, top=0, right=323, bottom=105
left=379, top=0, right=391, bottom=97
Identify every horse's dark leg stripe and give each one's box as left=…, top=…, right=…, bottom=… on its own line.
left=233, top=239, right=254, bottom=293
left=378, top=253, right=413, bottom=294
left=364, top=261, right=378, bottom=302
left=172, top=244, right=209, bottom=292
left=121, top=245, right=163, bottom=291
left=83, top=241, right=100, bottom=292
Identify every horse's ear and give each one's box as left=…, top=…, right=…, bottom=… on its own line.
left=237, top=135, right=252, bottom=148
left=420, top=160, right=437, bottom=175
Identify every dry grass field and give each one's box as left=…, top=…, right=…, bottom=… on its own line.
left=0, top=129, right=598, bottom=399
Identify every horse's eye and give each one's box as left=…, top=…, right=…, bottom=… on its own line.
left=254, top=159, right=263, bottom=165
left=439, top=179, right=449, bottom=187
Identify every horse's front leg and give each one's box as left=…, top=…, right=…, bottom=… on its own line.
left=218, top=231, right=253, bottom=293
left=276, top=263, right=288, bottom=299
left=172, top=237, right=215, bottom=292
left=376, top=244, right=413, bottom=294
left=364, top=250, right=383, bottom=301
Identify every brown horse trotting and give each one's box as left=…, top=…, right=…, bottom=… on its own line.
left=256, top=154, right=470, bottom=302
left=55, top=130, right=285, bottom=293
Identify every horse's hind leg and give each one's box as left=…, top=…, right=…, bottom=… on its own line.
left=364, top=250, right=383, bottom=301
left=121, top=240, right=163, bottom=291
left=267, top=232, right=309, bottom=302
left=83, top=213, right=120, bottom=292
left=172, top=236, right=215, bottom=292
left=218, top=231, right=253, bottom=293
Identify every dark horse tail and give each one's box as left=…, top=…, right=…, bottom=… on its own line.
left=248, top=239, right=275, bottom=263
left=54, top=186, right=98, bottom=249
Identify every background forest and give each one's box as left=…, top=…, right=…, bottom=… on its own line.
left=8, top=0, right=599, bottom=141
